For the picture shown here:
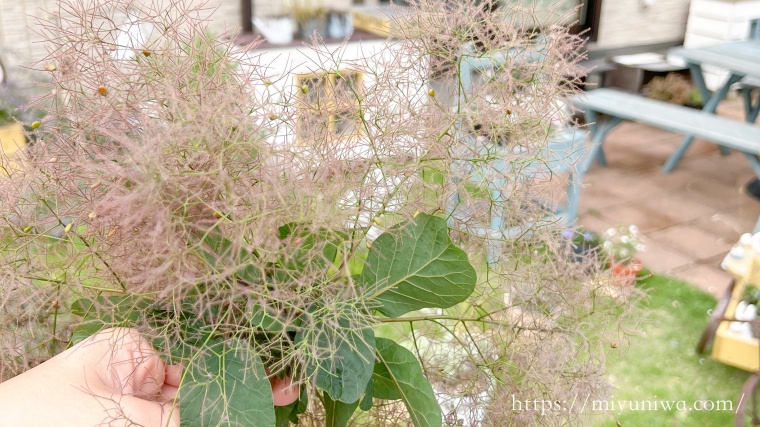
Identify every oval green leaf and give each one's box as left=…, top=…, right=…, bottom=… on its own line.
left=180, top=339, right=275, bottom=427
left=372, top=338, right=442, bottom=427
left=359, top=213, right=477, bottom=318
left=295, top=307, right=375, bottom=403
left=323, top=393, right=360, bottom=427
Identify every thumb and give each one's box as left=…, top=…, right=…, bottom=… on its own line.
left=87, top=328, right=176, bottom=401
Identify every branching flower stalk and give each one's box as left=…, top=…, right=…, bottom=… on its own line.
left=0, top=0, right=640, bottom=426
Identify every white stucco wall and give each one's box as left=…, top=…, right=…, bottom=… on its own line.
left=596, top=0, right=692, bottom=48
left=208, top=0, right=243, bottom=35
left=0, top=0, right=55, bottom=84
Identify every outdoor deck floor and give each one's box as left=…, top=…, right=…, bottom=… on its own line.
left=576, top=94, right=758, bottom=297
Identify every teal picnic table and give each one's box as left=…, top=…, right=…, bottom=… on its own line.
left=571, top=41, right=760, bottom=237
left=668, top=41, right=760, bottom=233
left=664, top=41, right=760, bottom=172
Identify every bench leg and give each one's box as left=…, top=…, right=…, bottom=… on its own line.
left=744, top=87, right=760, bottom=123
left=560, top=118, right=621, bottom=224
left=663, top=72, right=744, bottom=173
left=582, top=117, right=622, bottom=172
left=564, top=172, right=581, bottom=226
left=595, top=143, right=608, bottom=167
left=584, top=111, right=607, bottom=167
left=744, top=154, right=760, bottom=182
left=662, top=135, right=695, bottom=173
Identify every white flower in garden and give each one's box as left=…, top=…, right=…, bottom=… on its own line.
left=602, top=224, right=643, bottom=263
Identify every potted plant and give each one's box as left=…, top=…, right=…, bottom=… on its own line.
left=687, top=86, right=703, bottom=109
left=643, top=72, right=703, bottom=109
left=744, top=284, right=760, bottom=306
left=326, top=8, right=353, bottom=39
left=290, top=0, right=327, bottom=39
left=602, top=225, right=645, bottom=286
left=741, top=284, right=760, bottom=338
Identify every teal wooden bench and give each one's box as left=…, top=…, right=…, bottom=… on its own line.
left=739, top=77, right=760, bottom=123
left=572, top=87, right=760, bottom=231
left=572, top=88, right=760, bottom=173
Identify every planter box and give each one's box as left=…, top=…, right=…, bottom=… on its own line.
left=712, top=247, right=760, bottom=371
left=0, top=122, right=26, bottom=176
left=0, top=122, right=25, bottom=157
left=296, top=16, right=328, bottom=40
left=712, top=282, right=760, bottom=372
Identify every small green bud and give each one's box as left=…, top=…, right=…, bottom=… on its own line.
left=31, top=121, right=41, bottom=129
left=428, top=89, right=435, bottom=97
left=301, top=85, right=309, bottom=94
left=63, top=223, right=73, bottom=234
left=22, top=226, right=33, bottom=233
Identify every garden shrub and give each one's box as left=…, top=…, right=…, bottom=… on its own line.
left=0, top=0, right=639, bottom=425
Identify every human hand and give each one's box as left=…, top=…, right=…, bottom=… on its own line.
left=0, top=328, right=181, bottom=427
left=0, top=328, right=298, bottom=427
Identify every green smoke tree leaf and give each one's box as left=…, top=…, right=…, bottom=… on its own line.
left=323, top=393, right=360, bottom=427
left=359, top=213, right=477, bottom=318
left=274, top=386, right=307, bottom=427
left=372, top=338, right=442, bottom=427
left=296, top=306, right=376, bottom=403
left=359, top=377, right=374, bottom=411
left=180, top=339, right=275, bottom=427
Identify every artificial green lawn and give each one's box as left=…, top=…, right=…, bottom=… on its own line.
left=597, top=274, right=750, bottom=426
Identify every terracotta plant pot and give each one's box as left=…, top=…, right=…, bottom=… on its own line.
left=610, top=259, right=643, bottom=287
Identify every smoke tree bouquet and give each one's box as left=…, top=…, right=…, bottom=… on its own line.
left=0, top=0, right=638, bottom=426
